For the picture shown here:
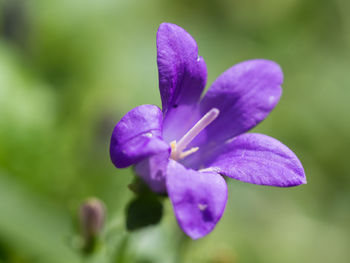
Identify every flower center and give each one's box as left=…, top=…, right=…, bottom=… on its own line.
left=170, top=108, right=219, bottom=161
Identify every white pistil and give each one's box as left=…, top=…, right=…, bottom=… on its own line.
left=170, top=108, right=220, bottom=161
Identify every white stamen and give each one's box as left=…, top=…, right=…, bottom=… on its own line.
left=179, top=147, right=199, bottom=159
left=170, top=108, right=219, bottom=160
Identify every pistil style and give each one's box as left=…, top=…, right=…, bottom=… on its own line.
left=170, top=108, right=220, bottom=160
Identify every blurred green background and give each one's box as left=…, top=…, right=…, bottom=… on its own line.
left=0, top=0, right=349, bottom=262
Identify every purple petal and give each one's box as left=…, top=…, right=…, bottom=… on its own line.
left=166, top=160, right=227, bottom=239
left=204, top=133, right=306, bottom=187
left=110, top=105, right=170, bottom=168
left=196, top=59, right=283, bottom=147
left=157, top=23, right=207, bottom=116
left=134, top=151, right=169, bottom=193
left=162, top=104, right=201, bottom=143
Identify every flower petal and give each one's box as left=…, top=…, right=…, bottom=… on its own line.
left=204, top=133, right=306, bottom=187
left=157, top=23, right=207, bottom=115
left=162, top=104, right=201, bottom=142
left=134, top=150, right=169, bottom=193
left=197, top=59, right=283, bottom=146
left=166, top=160, right=227, bottom=239
left=110, top=105, right=170, bottom=168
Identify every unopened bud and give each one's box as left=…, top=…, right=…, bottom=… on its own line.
left=79, top=198, right=105, bottom=252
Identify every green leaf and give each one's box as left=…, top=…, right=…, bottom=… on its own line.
left=125, top=194, right=163, bottom=231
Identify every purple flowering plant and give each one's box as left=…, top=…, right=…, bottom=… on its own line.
left=110, top=23, right=306, bottom=239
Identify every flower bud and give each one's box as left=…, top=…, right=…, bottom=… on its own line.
left=79, top=198, right=105, bottom=252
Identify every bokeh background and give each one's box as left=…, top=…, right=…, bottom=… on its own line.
left=0, top=0, right=350, bottom=262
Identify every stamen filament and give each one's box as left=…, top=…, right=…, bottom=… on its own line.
left=179, top=147, right=199, bottom=159
left=176, top=108, right=219, bottom=152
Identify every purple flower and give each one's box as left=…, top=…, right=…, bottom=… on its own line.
left=110, top=23, right=306, bottom=239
